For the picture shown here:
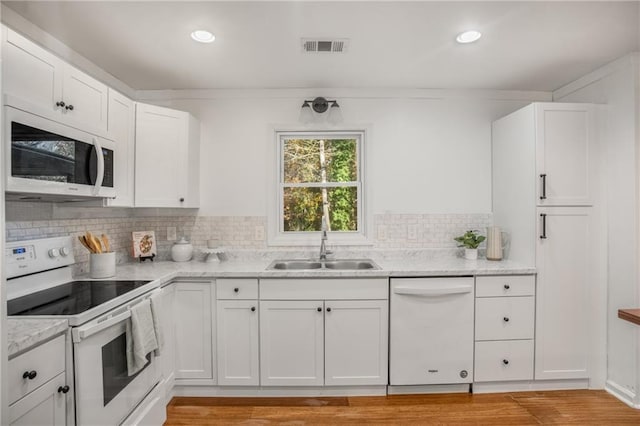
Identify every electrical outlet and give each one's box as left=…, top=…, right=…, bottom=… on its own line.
left=254, top=226, right=265, bottom=241
left=377, top=225, right=387, bottom=240
left=167, top=226, right=177, bottom=241
left=408, top=224, right=418, bottom=240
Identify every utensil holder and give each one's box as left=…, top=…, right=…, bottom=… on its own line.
left=90, top=252, right=116, bottom=278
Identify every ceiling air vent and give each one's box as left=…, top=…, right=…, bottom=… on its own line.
left=302, top=38, right=349, bottom=53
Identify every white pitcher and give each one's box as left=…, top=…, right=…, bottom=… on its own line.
left=486, top=226, right=509, bottom=261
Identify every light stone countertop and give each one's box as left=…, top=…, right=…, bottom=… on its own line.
left=109, top=250, right=536, bottom=283
left=8, top=250, right=535, bottom=355
left=7, top=318, right=68, bottom=358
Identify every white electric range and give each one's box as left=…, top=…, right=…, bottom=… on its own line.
left=6, top=236, right=162, bottom=426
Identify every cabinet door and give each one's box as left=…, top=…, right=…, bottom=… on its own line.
left=536, top=103, right=593, bottom=206
left=4, top=28, right=63, bottom=115
left=61, top=65, right=108, bottom=133
left=217, top=300, right=259, bottom=386
left=9, top=372, right=66, bottom=426
left=135, top=103, right=188, bottom=207
left=260, top=300, right=324, bottom=386
left=174, top=282, right=213, bottom=380
left=158, top=284, right=176, bottom=396
left=535, top=207, right=590, bottom=380
left=106, top=90, right=135, bottom=207
left=324, top=300, right=388, bottom=386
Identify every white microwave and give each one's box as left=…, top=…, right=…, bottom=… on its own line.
left=5, top=105, right=116, bottom=200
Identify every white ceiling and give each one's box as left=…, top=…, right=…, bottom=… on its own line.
left=4, top=1, right=639, bottom=92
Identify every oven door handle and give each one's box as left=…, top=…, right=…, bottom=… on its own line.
left=72, top=309, right=131, bottom=343
left=92, top=136, right=105, bottom=196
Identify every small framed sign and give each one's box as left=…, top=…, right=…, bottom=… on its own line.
left=132, top=231, right=157, bottom=259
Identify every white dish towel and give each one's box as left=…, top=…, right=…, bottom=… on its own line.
left=126, top=298, right=159, bottom=376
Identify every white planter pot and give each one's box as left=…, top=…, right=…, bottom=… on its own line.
left=464, top=248, right=478, bottom=260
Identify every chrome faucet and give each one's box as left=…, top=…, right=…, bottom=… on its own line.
left=319, top=216, right=332, bottom=261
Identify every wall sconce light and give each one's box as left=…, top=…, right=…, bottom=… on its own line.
left=299, top=97, right=343, bottom=125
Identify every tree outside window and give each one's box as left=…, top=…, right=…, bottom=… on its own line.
left=279, top=132, right=362, bottom=234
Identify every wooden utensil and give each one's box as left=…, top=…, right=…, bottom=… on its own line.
left=101, top=234, right=111, bottom=253
left=86, top=232, right=102, bottom=254
left=78, top=236, right=92, bottom=252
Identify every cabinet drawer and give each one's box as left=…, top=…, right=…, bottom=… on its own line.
left=474, top=340, right=534, bottom=382
left=9, top=334, right=65, bottom=405
left=260, top=278, right=388, bottom=300
left=217, top=279, right=258, bottom=300
left=476, top=275, right=535, bottom=297
left=475, top=296, right=534, bottom=341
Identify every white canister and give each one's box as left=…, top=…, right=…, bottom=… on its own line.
left=171, top=237, right=193, bottom=262
left=90, top=252, right=116, bottom=279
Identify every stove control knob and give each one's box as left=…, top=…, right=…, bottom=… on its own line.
left=60, top=247, right=70, bottom=257
left=48, top=248, right=60, bottom=258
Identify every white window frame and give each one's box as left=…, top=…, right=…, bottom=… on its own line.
left=268, top=129, right=369, bottom=246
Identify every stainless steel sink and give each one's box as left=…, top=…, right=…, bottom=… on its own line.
left=267, top=259, right=380, bottom=271
left=323, top=260, right=378, bottom=270
left=269, top=260, right=323, bottom=270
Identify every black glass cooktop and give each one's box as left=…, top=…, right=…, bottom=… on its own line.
left=7, top=280, right=151, bottom=316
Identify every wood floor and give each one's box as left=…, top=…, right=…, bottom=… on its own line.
left=164, top=390, right=640, bottom=425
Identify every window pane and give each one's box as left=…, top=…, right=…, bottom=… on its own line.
left=283, top=187, right=358, bottom=232
left=283, top=138, right=357, bottom=183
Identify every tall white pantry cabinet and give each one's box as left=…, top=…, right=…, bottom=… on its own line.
left=492, top=103, right=597, bottom=383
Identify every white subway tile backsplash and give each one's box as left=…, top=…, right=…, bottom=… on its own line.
left=6, top=210, right=491, bottom=274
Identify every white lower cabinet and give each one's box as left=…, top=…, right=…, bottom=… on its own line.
left=158, top=284, right=176, bottom=398
left=474, top=340, right=534, bottom=382
left=9, top=372, right=66, bottom=426
left=217, top=300, right=260, bottom=386
left=260, top=300, right=324, bottom=386
left=259, top=278, right=389, bottom=387
left=324, top=300, right=388, bottom=386
left=8, top=334, right=68, bottom=426
left=474, top=275, right=536, bottom=383
left=535, top=207, right=590, bottom=380
left=174, top=281, right=214, bottom=381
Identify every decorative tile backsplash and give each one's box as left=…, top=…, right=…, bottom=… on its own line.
left=373, top=213, right=493, bottom=248
left=5, top=203, right=491, bottom=275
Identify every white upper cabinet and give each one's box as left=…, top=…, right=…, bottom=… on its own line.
left=106, top=89, right=135, bottom=207
left=3, top=28, right=108, bottom=135
left=61, top=64, right=108, bottom=133
left=134, top=103, right=200, bottom=208
left=535, top=103, right=593, bottom=206
left=4, top=28, right=62, bottom=114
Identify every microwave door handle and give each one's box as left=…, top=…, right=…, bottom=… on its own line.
left=72, top=309, right=131, bottom=343
left=92, top=137, right=104, bottom=196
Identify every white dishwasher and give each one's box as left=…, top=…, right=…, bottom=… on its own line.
left=390, top=277, right=474, bottom=385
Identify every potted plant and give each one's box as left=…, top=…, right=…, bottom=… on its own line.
left=454, top=230, right=486, bottom=260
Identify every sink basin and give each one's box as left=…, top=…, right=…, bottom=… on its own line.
left=267, top=259, right=380, bottom=271
left=269, top=260, right=322, bottom=270
left=323, top=260, right=379, bottom=270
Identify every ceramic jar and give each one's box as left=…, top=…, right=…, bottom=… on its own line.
left=171, top=237, right=193, bottom=262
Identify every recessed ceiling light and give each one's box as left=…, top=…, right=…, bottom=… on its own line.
left=190, top=30, right=215, bottom=43
left=456, top=30, right=482, bottom=44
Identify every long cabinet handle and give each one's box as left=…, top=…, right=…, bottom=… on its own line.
left=540, top=213, right=547, bottom=239
left=539, top=174, right=547, bottom=200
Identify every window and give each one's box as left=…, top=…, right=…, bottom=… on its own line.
left=273, top=131, right=365, bottom=244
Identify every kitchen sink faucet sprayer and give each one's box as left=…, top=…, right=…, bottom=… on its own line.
left=319, top=216, right=332, bottom=261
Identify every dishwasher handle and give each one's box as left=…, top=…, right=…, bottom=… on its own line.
left=393, top=284, right=473, bottom=296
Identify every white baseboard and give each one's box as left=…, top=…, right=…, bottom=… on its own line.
left=606, top=380, right=640, bottom=409
left=173, top=385, right=387, bottom=397
left=472, top=379, right=589, bottom=394
left=387, top=384, right=470, bottom=395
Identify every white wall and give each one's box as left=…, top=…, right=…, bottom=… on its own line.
left=138, top=89, right=550, bottom=218
left=555, top=54, right=639, bottom=404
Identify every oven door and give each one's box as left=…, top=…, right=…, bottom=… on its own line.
left=72, top=304, right=160, bottom=425
left=5, top=105, right=115, bottom=199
